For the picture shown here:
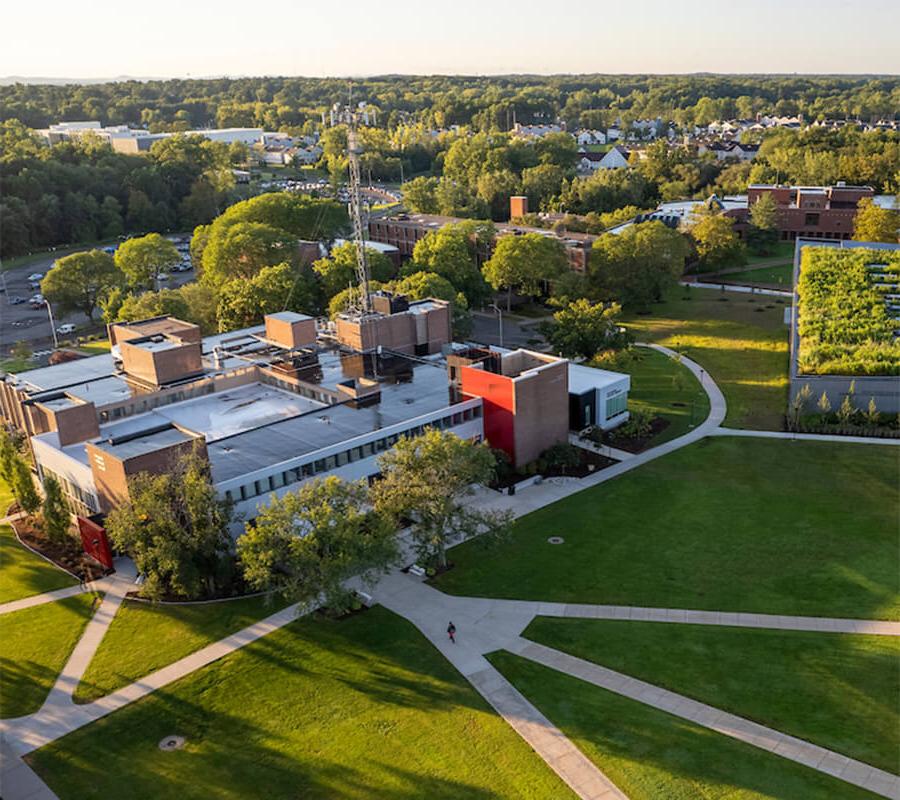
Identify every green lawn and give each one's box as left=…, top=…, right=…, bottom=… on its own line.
left=1, top=594, right=96, bottom=718
left=0, top=357, right=34, bottom=374
left=30, top=607, right=573, bottom=800
left=0, top=525, right=78, bottom=604
left=622, top=286, right=789, bottom=430
left=596, top=347, right=710, bottom=445
left=523, top=617, right=900, bottom=773
left=435, top=438, right=900, bottom=620
left=75, top=594, right=288, bottom=703
left=746, top=241, right=794, bottom=264
left=76, top=340, right=112, bottom=356
left=489, top=652, right=877, bottom=800
left=718, top=263, right=794, bottom=287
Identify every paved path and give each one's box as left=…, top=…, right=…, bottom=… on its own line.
left=0, top=585, right=91, bottom=616
left=679, top=280, right=793, bottom=298
left=4, top=342, right=897, bottom=799
left=512, top=638, right=900, bottom=800
left=713, top=427, right=900, bottom=446
left=0, top=741, right=59, bottom=800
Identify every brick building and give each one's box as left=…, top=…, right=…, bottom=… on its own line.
left=727, top=184, right=875, bottom=241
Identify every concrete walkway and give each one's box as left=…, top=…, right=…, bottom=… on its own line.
left=3, top=342, right=897, bottom=799
left=713, top=427, right=900, bottom=446
left=0, top=741, right=59, bottom=800
left=0, top=584, right=92, bottom=616
left=679, top=279, right=793, bottom=298
left=512, top=638, right=900, bottom=800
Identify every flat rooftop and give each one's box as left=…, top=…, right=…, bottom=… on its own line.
left=568, top=363, right=630, bottom=394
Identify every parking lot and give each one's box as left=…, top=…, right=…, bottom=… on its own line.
left=0, top=235, right=195, bottom=357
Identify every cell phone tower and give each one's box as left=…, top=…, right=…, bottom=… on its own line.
left=332, top=89, right=373, bottom=314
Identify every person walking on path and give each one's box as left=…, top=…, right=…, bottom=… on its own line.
left=447, top=621, right=456, bottom=644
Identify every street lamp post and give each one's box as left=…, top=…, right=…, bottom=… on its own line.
left=45, top=301, right=59, bottom=349
left=490, top=302, right=504, bottom=348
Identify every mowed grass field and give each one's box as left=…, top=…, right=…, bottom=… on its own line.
left=489, top=652, right=878, bottom=800
left=597, top=347, right=710, bottom=445
left=1, top=593, right=97, bottom=719
left=30, top=607, right=573, bottom=800
left=522, top=617, right=900, bottom=773
left=621, top=287, right=790, bottom=430
left=75, top=594, right=288, bottom=703
left=435, top=438, right=900, bottom=620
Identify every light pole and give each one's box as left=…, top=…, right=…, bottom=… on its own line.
left=45, top=301, right=59, bottom=349
left=490, top=302, right=504, bottom=348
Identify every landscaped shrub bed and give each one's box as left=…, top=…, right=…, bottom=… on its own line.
left=797, top=247, right=900, bottom=376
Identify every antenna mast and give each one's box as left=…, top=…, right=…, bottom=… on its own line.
left=332, top=86, right=372, bottom=314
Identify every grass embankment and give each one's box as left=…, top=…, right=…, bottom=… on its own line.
left=75, top=594, right=288, bottom=703
left=489, top=652, right=879, bottom=800
left=597, top=347, right=710, bottom=445
left=31, top=607, right=573, bottom=800
left=621, top=286, right=789, bottom=430
left=436, top=438, right=900, bottom=620
left=523, top=617, right=900, bottom=773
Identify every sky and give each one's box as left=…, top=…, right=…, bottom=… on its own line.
left=4, top=0, right=899, bottom=79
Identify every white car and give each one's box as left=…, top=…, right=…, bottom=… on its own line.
left=56, top=323, right=77, bottom=336
left=156, top=272, right=169, bottom=281
left=27, top=272, right=44, bottom=282
left=29, top=294, right=45, bottom=307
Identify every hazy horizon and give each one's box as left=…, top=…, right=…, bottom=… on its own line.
left=4, top=0, right=899, bottom=79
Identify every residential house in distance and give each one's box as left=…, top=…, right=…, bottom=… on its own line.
left=596, top=145, right=631, bottom=169
left=576, top=150, right=605, bottom=173
left=512, top=122, right=565, bottom=138
left=575, top=130, right=607, bottom=146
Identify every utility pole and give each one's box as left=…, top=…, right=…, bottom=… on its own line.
left=490, top=303, right=504, bottom=348
left=45, top=301, right=59, bottom=349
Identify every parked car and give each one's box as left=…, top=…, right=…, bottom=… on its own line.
left=56, top=323, right=77, bottom=336
left=8, top=295, right=25, bottom=305
left=29, top=294, right=45, bottom=307
left=29, top=280, right=42, bottom=289
left=156, top=272, right=169, bottom=281
left=27, top=272, right=44, bottom=282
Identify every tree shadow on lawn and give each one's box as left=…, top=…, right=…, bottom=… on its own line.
left=489, top=652, right=877, bottom=800
left=0, top=658, right=66, bottom=720
left=32, top=613, right=536, bottom=800
left=0, top=527, right=77, bottom=603
left=521, top=618, right=900, bottom=774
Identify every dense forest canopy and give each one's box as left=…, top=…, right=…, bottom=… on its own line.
left=1, top=74, right=898, bottom=132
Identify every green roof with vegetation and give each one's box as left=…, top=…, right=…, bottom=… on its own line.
left=797, top=247, right=900, bottom=376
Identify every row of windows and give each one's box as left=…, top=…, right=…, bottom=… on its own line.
left=98, top=382, right=216, bottom=423
left=605, top=392, right=628, bottom=419
left=224, top=406, right=481, bottom=505
left=40, top=465, right=98, bottom=515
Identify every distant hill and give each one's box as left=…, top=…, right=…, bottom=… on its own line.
left=0, top=75, right=164, bottom=86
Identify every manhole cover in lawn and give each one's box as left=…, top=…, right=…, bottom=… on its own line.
left=547, top=536, right=564, bottom=545
left=159, top=735, right=185, bottom=751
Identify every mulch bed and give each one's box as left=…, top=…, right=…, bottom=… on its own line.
left=605, top=417, right=671, bottom=454
left=10, top=515, right=102, bottom=581
left=542, top=448, right=617, bottom=478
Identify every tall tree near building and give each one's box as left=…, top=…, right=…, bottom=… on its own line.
left=313, top=243, right=396, bottom=302
left=589, top=221, right=688, bottom=310
left=747, top=193, right=780, bottom=255
left=853, top=198, right=900, bottom=243
left=105, top=448, right=233, bottom=600
left=42, top=476, right=70, bottom=544
left=482, top=233, right=568, bottom=310
left=543, top=299, right=628, bottom=360
left=690, top=213, right=746, bottom=270
left=216, top=261, right=318, bottom=330
left=41, top=250, right=125, bottom=321
left=370, top=429, right=509, bottom=569
left=0, top=429, right=22, bottom=494
left=12, top=458, right=40, bottom=516
left=114, top=233, right=180, bottom=290
left=237, top=477, right=397, bottom=612
left=410, top=223, right=491, bottom=305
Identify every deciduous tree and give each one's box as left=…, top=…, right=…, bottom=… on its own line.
left=42, top=476, right=70, bottom=544
left=543, top=299, right=628, bottom=359
left=370, top=429, right=507, bottom=568
left=482, top=233, right=568, bottom=310
left=114, top=233, right=180, bottom=290
left=41, top=250, right=125, bottom=321
left=237, top=476, right=396, bottom=611
left=853, top=198, right=899, bottom=243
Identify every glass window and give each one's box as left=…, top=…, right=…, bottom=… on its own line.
left=361, top=442, right=373, bottom=458
left=336, top=451, right=349, bottom=467
left=325, top=455, right=337, bottom=470
left=605, top=393, right=627, bottom=419
left=225, top=490, right=234, bottom=504
left=315, top=459, right=326, bottom=473
left=255, top=480, right=266, bottom=495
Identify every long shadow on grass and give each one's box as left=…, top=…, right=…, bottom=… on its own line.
left=490, top=652, right=877, bottom=800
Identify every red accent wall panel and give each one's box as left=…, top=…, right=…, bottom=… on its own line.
left=78, top=516, right=114, bottom=570
left=460, top=366, right=516, bottom=461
